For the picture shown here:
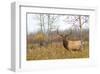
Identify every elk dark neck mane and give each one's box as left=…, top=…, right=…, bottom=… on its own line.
left=62, top=39, right=69, bottom=50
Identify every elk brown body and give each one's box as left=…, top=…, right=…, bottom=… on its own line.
left=68, top=40, right=81, bottom=51
left=62, top=37, right=81, bottom=51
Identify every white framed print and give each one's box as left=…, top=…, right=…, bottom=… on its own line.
left=11, top=1, right=97, bottom=72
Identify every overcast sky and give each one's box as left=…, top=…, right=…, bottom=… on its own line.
left=27, top=14, right=89, bottom=34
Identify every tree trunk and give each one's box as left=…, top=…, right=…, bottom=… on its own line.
left=79, top=16, right=83, bottom=50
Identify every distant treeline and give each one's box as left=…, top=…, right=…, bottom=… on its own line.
left=27, top=28, right=89, bottom=45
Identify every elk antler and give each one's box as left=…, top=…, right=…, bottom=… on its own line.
left=57, top=29, right=64, bottom=37
left=65, top=29, right=72, bottom=37
left=56, top=28, right=72, bottom=38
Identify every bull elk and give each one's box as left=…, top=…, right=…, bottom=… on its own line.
left=57, top=29, right=82, bottom=51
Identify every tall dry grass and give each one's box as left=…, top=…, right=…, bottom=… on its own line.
left=27, top=41, right=89, bottom=60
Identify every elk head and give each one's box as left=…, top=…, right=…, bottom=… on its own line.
left=57, top=29, right=72, bottom=50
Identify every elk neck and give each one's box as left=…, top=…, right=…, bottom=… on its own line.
left=62, top=37, right=69, bottom=50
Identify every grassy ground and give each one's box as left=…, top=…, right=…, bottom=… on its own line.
left=27, top=42, right=89, bottom=60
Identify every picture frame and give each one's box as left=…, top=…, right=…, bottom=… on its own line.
left=11, top=1, right=97, bottom=72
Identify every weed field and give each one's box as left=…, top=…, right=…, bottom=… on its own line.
left=27, top=41, right=89, bottom=60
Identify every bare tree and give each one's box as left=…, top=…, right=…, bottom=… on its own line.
left=47, top=14, right=59, bottom=47
left=78, top=15, right=89, bottom=50
left=32, top=14, right=47, bottom=47
left=39, top=14, right=46, bottom=33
